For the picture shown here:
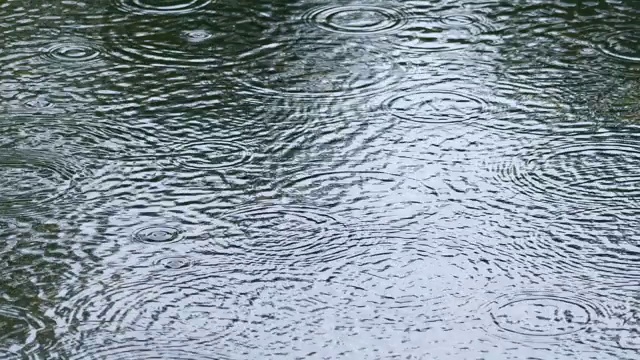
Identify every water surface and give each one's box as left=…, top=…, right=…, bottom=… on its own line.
left=1, top=0, right=640, bottom=358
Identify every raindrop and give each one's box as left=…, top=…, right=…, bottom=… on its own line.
left=154, top=256, right=195, bottom=270
left=132, top=225, right=183, bottom=244
left=181, top=29, right=213, bottom=44
left=383, top=90, right=487, bottom=124
left=302, top=5, right=409, bottom=34
left=112, top=0, right=212, bottom=15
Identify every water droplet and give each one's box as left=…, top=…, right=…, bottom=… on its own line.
left=132, top=226, right=182, bottom=244
left=42, top=41, right=101, bottom=64
left=383, top=90, right=487, bottom=124
left=113, top=0, right=212, bottom=14
left=181, top=29, right=213, bottom=43
left=154, top=256, right=195, bottom=270
left=597, top=29, right=640, bottom=62
left=303, top=5, right=409, bottom=34
left=171, top=139, right=252, bottom=171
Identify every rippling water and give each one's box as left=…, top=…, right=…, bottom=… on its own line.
left=2, top=0, right=640, bottom=358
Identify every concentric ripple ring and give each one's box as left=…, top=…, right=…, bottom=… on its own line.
left=303, top=5, right=409, bottom=34
left=112, top=0, right=212, bottom=15
left=383, top=90, right=487, bottom=124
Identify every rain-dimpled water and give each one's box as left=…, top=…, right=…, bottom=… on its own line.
left=1, top=0, right=640, bottom=358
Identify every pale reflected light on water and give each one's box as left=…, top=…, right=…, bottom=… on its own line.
left=1, top=0, right=640, bottom=359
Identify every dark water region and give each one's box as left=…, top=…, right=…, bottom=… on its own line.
left=1, top=0, right=640, bottom=358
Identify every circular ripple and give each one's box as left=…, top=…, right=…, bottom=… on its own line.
left=132, top=226, right=183, bottom=244
left=383, top=90, right=487, bottom=124
left=104, top=18, right=221, bottom=68
left=481, top=292, right=605, bottom=341
left=54, top=272, right=251, bottom=352
left=0, top=150, right=84, bottom=214
left=0, top=304, right=50, bottom=355
left=280, top=171, right=439, bottom=229
left=154, top=256, right=195, bottom=270
left=219, top=203, right=349, bottom=266
left=171, top=139, right=252, bottom=171
left=596, top=29, right=640, bottom=62
left=493, top=137, right=640, bottom=205
left=113, top=0, right=212, bottom=14
left=42, top=41, right=101, bottom=64
left=232, top=41, right=405, bottom=100
left=303, top=5, right=409, bottom=34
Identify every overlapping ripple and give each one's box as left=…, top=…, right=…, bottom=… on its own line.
left=0, top=150, right=89, bottom=215
left=491, top=134, right=640, bottom=207
left=0, top=303, right=52, bottom=357
left=232, top=41, right=405, bottom=101
left=54, top=270, right=251, bottom=350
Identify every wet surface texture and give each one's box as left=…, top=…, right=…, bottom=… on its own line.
left=1, top=0, right=640, bottom=359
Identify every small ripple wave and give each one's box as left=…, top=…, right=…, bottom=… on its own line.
left=383, top=88, right=488, bottom=124
left=302, top=5, right=410, bottom=35
left=279, top=171, right=439, bottom=229
left=537, top=207, right=640, bottom=283
left=393, top=13, right=496, bottom=54
left=169, top=139, right=252, bottom=171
